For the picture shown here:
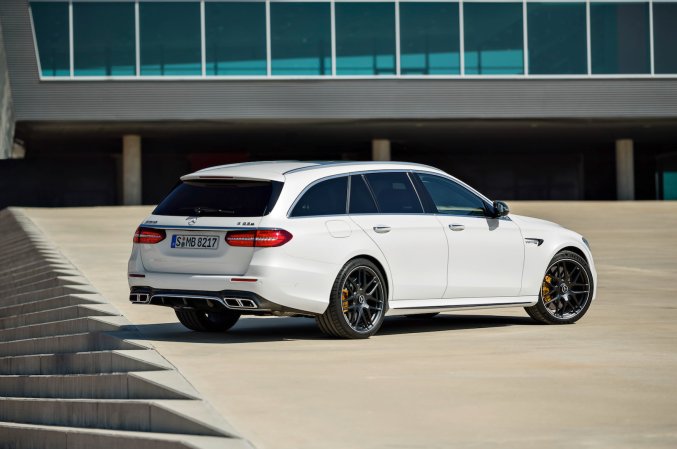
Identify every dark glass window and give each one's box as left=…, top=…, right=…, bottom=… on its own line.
left=364, top=172, right=423, bottom=214
left=271, top=3, right=331, bottom=75
left=400, top=2, right=460, bottom=75
left=140, top=2, right=201, bottom=76
left=590, top=3, right=650, bottom=74
left=206, top=2, right=267, bottom=76
left=291, top=177, right=348, bottom=217
left=417, top=174, right=487, bottom=216
left=527, top=3, right=587, bottom=75
left=349, top=175, right=378, bottom=214
left=154, top=181, right=280, bottom=217
left=335, top=3, right=396, bottom=75
left=653, top=3, right=677, bottom=74
left=73, top=2, right=136, bottom=76
left=463, top=3, right=524, bottom=75
left=31, top=2, right=70, bottom=77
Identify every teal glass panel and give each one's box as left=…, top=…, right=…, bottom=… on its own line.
left=31, top=2, right=69, bottom=77
left=335, top=3, right=396, bottom=75
left=653, top=3, right=677, bottom=74
left=206, top=2, right=267, bottom=76
left=140, top=2, right=201, bottom=76
left=400, top=2, right=460, bottom=75
left=528, top=3, right=586, bottom=75
left=463, top=3, right=524, bottom=75
left=590, top=3, right=650, bottom=74
left=73, top=2, right=135, bottom=76
left=664, top=172, right=677, bottom=200
left=271, top=3, right=331, bottom=75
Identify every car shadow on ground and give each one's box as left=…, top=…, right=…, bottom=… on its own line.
left=129, top=313, right=537, bottom=344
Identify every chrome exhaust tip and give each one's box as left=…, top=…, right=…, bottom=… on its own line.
left=130, top=293, right=150, bottom=304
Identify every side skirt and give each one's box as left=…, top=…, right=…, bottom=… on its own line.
left=386, top=296, right=538, bottom=316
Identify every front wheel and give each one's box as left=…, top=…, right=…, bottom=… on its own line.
left=175, top=309, right=241, bottom=332
left=525, top=251, right=594, bottom=324
left=316, top=258, right=387, bottom=339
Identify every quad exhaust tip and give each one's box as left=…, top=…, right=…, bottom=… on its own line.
left=130, top=293, right=150, bottom=304
left=224, top=298, right=258, bottom=309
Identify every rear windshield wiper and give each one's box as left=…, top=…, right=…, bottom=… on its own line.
left=179, top=207, right=236, bottom=215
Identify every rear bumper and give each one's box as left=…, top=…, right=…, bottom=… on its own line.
left=130, top=286, right=313, bottom=316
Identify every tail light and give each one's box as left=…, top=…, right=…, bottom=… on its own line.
left=226, top=229, right=293, bottom=247
left=134, top=227, right=166, bottom=244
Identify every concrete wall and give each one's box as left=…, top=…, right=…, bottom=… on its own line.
left=0, top=19, right=15, bottom=159
left=1, top=0, right=677, bottom=123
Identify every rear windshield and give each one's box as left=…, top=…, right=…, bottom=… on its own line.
left=153, top=180, right=282, bottom=217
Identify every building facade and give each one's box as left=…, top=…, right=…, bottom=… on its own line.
left=1, top=0, right=676, bottom=206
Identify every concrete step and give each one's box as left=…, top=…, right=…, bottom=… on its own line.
left=3, top=275, right=90, bottom=296
left=0, top=304, right=119, bottom=330
left=0, top=349, right=172, bottom=375
left=0, top=267, right=81, bottom=288
left=0, top=294, right=105, bottom=318
left=0, top=422, right=253, bottom=449
left=0, top=398, right=232, bottom=437
left=0, top=331, right=144, bottom=357
left=1, top=284, right=99, bottom=307
left=0, top=370, right=198, bottom=400
left=0, top=315, right=125, bottom=341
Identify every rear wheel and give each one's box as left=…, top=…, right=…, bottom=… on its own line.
left=175, top=309, right=241, bottom=332
left=525, top=251, right=593, bottom=324
left=316, top=258, right=387, bottom=339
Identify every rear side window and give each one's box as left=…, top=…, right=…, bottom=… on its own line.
left=291, top=176, right=348, bottom=217
left=364, top=172, right=423, bottom=214
left=153, top=180, right=281, bottom=217
left=349, top=175, right=378, bottom=214
left=417, top=173, right=487, bottom=217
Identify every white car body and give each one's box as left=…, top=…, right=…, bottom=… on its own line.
left=128, top=161, right=597, bottom=318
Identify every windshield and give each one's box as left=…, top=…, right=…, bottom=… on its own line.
left=153, top=180, right=283, bottom=217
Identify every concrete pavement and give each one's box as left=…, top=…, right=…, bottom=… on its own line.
left=22, top=202, right=677, bottom=449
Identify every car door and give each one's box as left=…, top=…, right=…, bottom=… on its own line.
left=348, top=172, right=448, bottom=301
left=414, top=172, right=525, bottom=298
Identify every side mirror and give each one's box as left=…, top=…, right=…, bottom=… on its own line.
left=493, top=201, right=510, bottom=218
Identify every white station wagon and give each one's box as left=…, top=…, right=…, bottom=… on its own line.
left=128, top=161, right=596, bottom=339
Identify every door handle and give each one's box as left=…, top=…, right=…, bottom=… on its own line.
left=373, top=225, right=391, bottom=234
left=449, top=224, right=465, bottom=231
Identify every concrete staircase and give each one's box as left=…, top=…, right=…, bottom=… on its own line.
left=0, top=209, right=253, bottom=449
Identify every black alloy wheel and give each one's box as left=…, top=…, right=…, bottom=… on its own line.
left=525, top=251, right=594, bottom=324
left=317, top=258, right=387, bottom=339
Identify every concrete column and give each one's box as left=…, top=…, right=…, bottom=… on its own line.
left=615, top=138, right=635, bottom=201
left=372, top=139, right=391, bottom=161
left=122, top=135, right=142, bottom=205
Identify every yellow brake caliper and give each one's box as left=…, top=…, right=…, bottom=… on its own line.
left=342, top=288, right=350, bottom=312
left=542, top=275, right=553, bottom=303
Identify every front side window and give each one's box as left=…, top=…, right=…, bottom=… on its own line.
left=364, top=172, right=423, bottom=214
left=291, top=176, right=348, bottom=217
left=417, top=173, right=487, bottom=217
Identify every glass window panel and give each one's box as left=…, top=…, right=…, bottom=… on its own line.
left=335, top=3, right=396, bottom=75
left=206, top=2, right=267, bottom=76
left=271, top=3, right=331, bottom=75
left=590, top=3, right=650, bottom=74
left=73, top=2, right=135, bottom=76
left=291, top=177, right=348, bottom=217
left=417, top=173, right=486, bottom=216
left=349, top=175, right=378, bottom=214
left=463, top=3, right=524, bottom=75
left=400, top=2, right=460, bottom=75
left=364, top=172, right=423, bottom=214
left=653, top=3, right=677, bottom=74
left=31, top=2, right=70, bottom=77
left=140, top=2, right=201, bottom=76
left=527, top=3, right=587, bottom=75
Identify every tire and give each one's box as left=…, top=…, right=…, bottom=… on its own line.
left=175, top=308, right=241, bottom=332
left=316, top=258, right=388, bottom=339
left=525, top=250, right=594, bottom=325
left=405, top=313, right=439, bottom=319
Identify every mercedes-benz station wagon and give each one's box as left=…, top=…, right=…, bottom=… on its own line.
left=128, top=161, right=596, bottom=339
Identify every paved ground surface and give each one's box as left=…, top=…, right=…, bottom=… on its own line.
left=22, top=202, right=677, bottom=449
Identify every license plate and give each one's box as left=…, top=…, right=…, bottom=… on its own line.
left=171, top=234, right=219, bottom=250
